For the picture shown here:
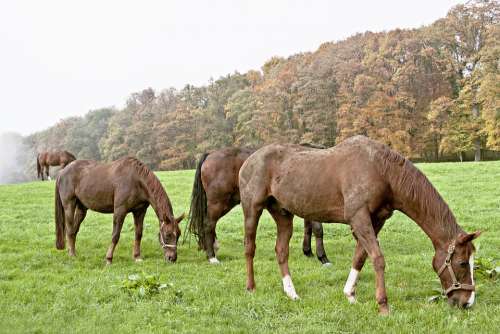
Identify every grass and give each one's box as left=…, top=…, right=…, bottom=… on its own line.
left=0, top=161, right=499, bottom=333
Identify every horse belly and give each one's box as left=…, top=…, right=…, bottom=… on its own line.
left=75, top=179, right=115, bottom=213
left=272, top=171, right=345, bottom=222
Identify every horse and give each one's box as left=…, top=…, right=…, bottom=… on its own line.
left=37, top=150, right=76, bottom=180
left=239, top=135, right=480, bottom=314
left=187, top=147, right=330, bottom=265
left=55, top=157, right=184, bottom=263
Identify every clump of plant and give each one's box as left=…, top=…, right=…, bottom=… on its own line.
left=474, top=256, right=498, bottom=280
left=121, top=273, right=170, bottom=298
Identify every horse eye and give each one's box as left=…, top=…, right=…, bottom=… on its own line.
left=459, top=261, right=468, bottom=268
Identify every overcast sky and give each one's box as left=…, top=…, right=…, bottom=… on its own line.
left=0, top=0, right=462, bottom=135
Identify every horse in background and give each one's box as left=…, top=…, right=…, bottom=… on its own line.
left=187, top=147, right=330, bottom=265
left=37, top=151, right=76, bottom=180
left=55, top=157, right=184, bottom=263
left=239, top=136, right=480, bottom=314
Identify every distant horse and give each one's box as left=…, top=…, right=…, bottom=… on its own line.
left=37, top=151, right=76, bottom=180
left=55, top=157, right=184, bottom=263
left=187, top=147, right=330, bottom=265
left=239, top=136, right=480, bottom=314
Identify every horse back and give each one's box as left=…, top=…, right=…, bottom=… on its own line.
left=240, top=139, right=391, bottom=222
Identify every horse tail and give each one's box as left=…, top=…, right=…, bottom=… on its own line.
left=186, top=152, right=210, bottom=249
left=54, top=178, right=66, bottom=249
left=36, top=154, right=42, bottom=179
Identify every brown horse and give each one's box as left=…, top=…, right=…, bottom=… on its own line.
left=55, top=157, right=184, bottom=263
left=37, top=151, right=76, bottom=180
left=239, top=136, right=480, bottom=314
left=187, top=147, right=330, bottom=265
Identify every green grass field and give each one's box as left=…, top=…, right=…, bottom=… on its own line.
left=0, top=161, right=499, bottom=333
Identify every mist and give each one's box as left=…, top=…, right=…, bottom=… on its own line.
left=0, top=132, right=33, bottom=184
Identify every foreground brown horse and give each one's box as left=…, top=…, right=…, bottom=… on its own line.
left=187, top=147, right=330, bottom=265
left=239, top=136, right=480, bottom=314
left=37, top=151, right=76, bottom=180
left=55, top=157, right=184, bottom=263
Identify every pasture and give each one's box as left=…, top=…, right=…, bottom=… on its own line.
left=0, top=161, right=499, bottom=333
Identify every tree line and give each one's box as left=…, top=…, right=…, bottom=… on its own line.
left=23, top=1, right=500, bottom=175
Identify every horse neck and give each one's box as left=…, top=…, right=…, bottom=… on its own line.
left=141, top=172, right=173, bottom=223
left=389, top=165, right=463, bottom=250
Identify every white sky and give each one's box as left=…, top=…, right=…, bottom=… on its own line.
left=0, top=0, right=462, bottom=135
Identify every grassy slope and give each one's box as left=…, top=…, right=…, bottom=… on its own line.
left=0, top=161, right=498, bottom=333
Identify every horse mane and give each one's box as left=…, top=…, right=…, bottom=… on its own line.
left=124, top=157, right=174, bottom=222
left=64, top=151, right=76, bottom=160
left=375, top=145, right=462, bottom=238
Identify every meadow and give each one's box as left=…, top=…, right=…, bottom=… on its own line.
left=0, top=161, right=499, bottom=333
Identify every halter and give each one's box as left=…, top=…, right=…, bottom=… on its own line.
left=437, top=240, right=475, bottom=295
left=159, top=222, right=177, bottom=250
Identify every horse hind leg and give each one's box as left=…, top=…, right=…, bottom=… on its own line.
left=63, top=200, right=77, bottom=256
left=302, top=220, right=313, bottom=257
left=269, top=206, right=299, bottom=300
left=45, top=166, right=51, bottom=181
left=106, top=208, right=127, bottom=264
left=344, top=219, right=386, bottom=304
left=132, top=208, right=146, bottom=262
left=205, top=200, right=232, bottom=264
left=241, top=201, right=264, bottom=292
left=311, top=221, right=331, bottom=266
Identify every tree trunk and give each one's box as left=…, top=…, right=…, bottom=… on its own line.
left=459, top=151, right=463, bottom=163
left=472, top=104, right=481, bottom=162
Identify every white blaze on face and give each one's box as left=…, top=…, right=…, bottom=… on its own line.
left=343, top=268, right=359, bottom=304
left=282, top=275, right=299, bottom=300
left=467, top=254, right=475, bottom=306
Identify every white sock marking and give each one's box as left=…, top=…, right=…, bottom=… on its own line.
left=282, top=275, right=299, bottom=300
left=466, top=254, right=475, bottom=306
left=208, top=257, right=220, bottom=264
left=343, top=268, right=359, bottom=304
left=48, top=176, right=51, bottom=180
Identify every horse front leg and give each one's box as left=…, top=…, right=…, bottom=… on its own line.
left=344, top=219, right=386, bottom=304
left=45, top=166, right=50, bottom=181
left=349, top=209, right=389, bottom=315
left=270, top=209, right=298, bottom=300
left=106, top=208, right=127, bottom=264
left=132, top=208, right=146, bottom=262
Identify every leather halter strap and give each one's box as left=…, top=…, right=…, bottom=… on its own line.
left=159, top=222, right=177, bottom=250
left=437, top=240, right=475, bottom=295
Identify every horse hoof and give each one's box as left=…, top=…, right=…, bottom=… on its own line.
left=303, top=249, right=313, bottom=257
left=287, top=292, right=300, bottom=300
left=208, top=257, right=220, bottom=264
left=106, top=259, right=112, bottom=265
left=345, top=294, right=356, bottom=304
left=322, top=262, right=332, bottom=267
left=134, top=258, right=143, bottom=262
left=379, top=304, right=390, bottom=316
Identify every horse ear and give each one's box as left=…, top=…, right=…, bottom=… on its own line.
left=457, top=231, right=481, bottom=244
left=175, top=213, right=185, bottom=224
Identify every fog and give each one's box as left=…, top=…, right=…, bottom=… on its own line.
left=0, top=132, right=33, bottom=184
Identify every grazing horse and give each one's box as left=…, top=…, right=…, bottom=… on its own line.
left=37, top=151, right=76, bottom=180
left=239, top=136, right=480, bottom=314
left=187, top=147, right=330, bottom=265
left=55, top=157, right=184, bottom=263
